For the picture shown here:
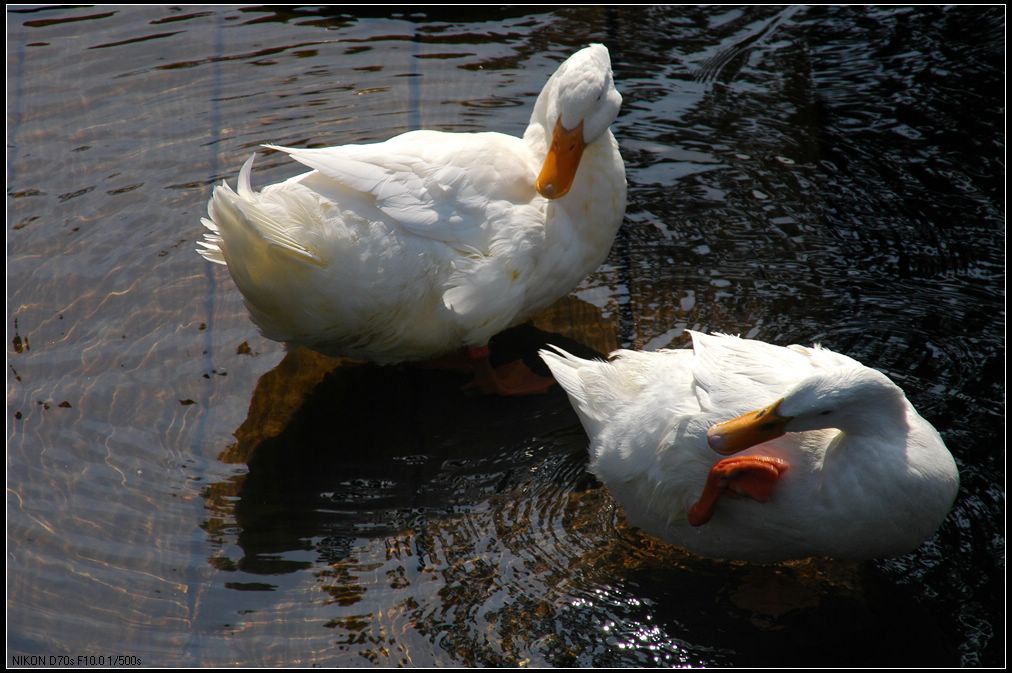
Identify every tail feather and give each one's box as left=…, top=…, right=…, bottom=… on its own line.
left=539, top=346, right=614, bottom=437
left=542, top=345, right=690, bottom=440
left=236, top=152, right=255, bottom=200
left=196, top=153, right=324, bottom=267
left=196, top=218, right=226, bottom=264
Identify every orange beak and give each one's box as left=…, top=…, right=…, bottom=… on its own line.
left=536, top=119, right=586, bottom=199
left=706, top=398, right=792, bottom=455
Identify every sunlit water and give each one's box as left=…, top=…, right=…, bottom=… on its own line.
left=7, top=5, right=1004, bottom=667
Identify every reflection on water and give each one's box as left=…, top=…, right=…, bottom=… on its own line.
left=7, top=4, right=1004, bottom=667
left=198, top=300, right=963, bottom=667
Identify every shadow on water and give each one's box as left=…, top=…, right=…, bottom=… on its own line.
left=204, top=326, right=606, bottom=580
left=200, top=299, right=963, bottom=667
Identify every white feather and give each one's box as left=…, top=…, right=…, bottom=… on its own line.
left=198, top=44, right=626, bottom=363
left=542, top=331, right=960, bottom=562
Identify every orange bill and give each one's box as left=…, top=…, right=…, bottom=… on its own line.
left=706, top=398, right=791, bottom=455
left=536, top=119, right=586, bottom=199
left=687, top=455, right=789, bottom=527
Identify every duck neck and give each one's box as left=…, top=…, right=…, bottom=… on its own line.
left=523, top=69, right=560, bottom=156
left=547, top=130, right=626, bottom=243
left=518, top=127, right=626, bottom=316
left=839, top=392, right=910, bottom=441
left=522, top=116, right=551, bottom=165
left=817, top=396, right=914, bottom=486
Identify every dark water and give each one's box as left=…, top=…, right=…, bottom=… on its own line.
left=7, top=5, right=1004, bottom=667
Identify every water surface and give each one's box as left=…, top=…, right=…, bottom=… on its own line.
left=7, top=5, right=1004, bottom=667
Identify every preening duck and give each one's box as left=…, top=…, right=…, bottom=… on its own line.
left=540, top=331, right=959, bottom=562
left=198, top=44, right=626, bottom=393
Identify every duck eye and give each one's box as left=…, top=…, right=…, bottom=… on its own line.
left=819, top=410, right=833, bottom=416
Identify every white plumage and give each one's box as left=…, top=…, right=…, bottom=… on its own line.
left=541, top=331, right=960, bottom=562
left=198, top=44, right=626, bottom=365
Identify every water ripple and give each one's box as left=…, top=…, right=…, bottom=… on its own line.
left=6, top=5, right=1002, bottom=667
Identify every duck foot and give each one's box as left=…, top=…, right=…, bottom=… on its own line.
left=463, top=345, right=556, bottom=396
left=687, top=455, right=789, bottom=527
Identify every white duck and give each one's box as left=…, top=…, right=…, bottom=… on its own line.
left=198, top=44, right=626, bottom=393
left=540, top=331, right=959, bottom=562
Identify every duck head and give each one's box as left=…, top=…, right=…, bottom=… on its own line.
left=527, top=44, right=622, bottom=199
left=706, top=366, right=908, bottom=455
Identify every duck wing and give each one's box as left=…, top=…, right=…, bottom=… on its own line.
left=689, top=331, right=820, bottom=415
left=265, top=130, right=540, bottom=245
left=265, top=132, right=547, bottom=342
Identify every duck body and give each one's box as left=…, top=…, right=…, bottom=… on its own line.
left=541, top=331, right=960, bottom=562
left=198, top=44, right=626, bottom=364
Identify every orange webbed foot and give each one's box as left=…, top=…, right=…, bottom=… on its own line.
left=463, top=345, right=556, bottom=396
left=687, top=455, right=789, bottom=527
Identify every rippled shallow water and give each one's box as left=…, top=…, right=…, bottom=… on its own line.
left=7, top=5, right=1004, bottom=667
